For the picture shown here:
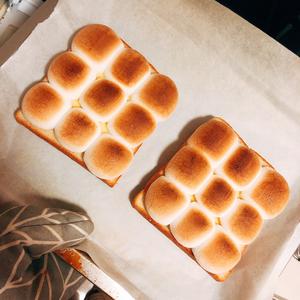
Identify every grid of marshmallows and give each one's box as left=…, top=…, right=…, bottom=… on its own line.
left=21, top=24, right=178, bottom=181
left=143, top=118, right=290, bottom=275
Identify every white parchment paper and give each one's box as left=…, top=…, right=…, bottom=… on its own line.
left=1, top=0, right=300, bottom=299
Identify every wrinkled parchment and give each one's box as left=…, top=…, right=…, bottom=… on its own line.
left=1, top=0, right=300, bottom=299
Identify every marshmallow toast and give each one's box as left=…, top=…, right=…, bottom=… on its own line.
left=132, top=117, right=290, bottom=281
left=16, top=24, right=178, bottom=187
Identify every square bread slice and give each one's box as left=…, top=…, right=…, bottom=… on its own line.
left=15, top=24, right=178, bottom=187
left=131, top=117, right=290, bottom=281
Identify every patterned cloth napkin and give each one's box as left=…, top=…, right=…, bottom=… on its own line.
left=0, top=203, right=94, bottom=300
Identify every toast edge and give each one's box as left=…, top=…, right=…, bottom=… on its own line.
left=15, top=109, right=119, bottom=187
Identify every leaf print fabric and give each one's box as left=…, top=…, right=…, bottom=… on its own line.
left=0, top=203, right=94, bottom=300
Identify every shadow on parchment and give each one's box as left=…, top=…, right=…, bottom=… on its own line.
left=25, top=194, right=87, bottom=214
left=129, top=114, right=213, bottom=202
left=0, top=194, right=87, bottom=215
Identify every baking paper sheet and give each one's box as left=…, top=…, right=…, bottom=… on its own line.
left=1, top=0, right=300, bottom=299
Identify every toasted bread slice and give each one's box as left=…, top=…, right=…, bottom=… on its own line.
left=16, top=25, right=178, bottom=187
left=131, top=117, right=288, bottom=281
